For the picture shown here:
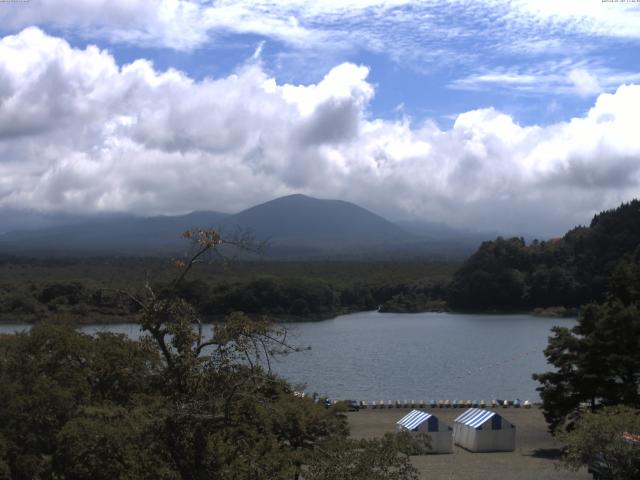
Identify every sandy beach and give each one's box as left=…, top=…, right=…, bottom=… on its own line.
left=347, top=406, right=592, bottom=480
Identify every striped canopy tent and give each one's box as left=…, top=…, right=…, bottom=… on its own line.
left=453, top=408, right=515, bottom=452
left=396, top=410, right=453, bottom=453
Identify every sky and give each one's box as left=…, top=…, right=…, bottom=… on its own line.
left=0, top=0, right=639, bottom=236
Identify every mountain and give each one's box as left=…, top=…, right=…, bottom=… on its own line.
left=0, top=194, right=481, bottom=258
left=0, top=211, right=229, bottom=255
left=221, top=194, right=410, bottom=247
left=0, top=194, right=412, bottom=256
left=0, top=209, right=112, bottom=234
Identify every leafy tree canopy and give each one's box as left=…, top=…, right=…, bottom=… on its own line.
left=450, top=199, right=640, bottom=311
left=559, top=405, right=640, bottom=480
left=0, top=229, right=420, bottom=480
left=533, top=300, right=640, bottom=433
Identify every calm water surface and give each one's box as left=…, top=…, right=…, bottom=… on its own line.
left=1, top=311, right=575, bottom=401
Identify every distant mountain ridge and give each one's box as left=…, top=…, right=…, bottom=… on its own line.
left=221, top=194, right=409, bottom=244
left=0, top=209, right=124, bottom=235
left=0, top=211, right=229, bottom=255
left=0, top=194, right=482, bottom=258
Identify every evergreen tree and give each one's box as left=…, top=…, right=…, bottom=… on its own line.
left=533, top=301, right=640, bottom=433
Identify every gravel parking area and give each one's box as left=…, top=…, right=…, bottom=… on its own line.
left=347, top=407, right=592, bottom=480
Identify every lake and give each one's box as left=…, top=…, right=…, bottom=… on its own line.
left=0, top=311, right=575, bottom=402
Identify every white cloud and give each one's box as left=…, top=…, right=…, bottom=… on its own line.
left=568, top=68, right=601, bottom=97
left=0, top=0, right=208, bottom=50
left=507, top=0, right=640, bottom=40
left=0, top=0, right=328, bottom=50
left=1, top=28, right=640, bottom=235
left=450, top=62, right=640, bottom=97
left=3, top=1, right=638, bottom=61
left=1, top=0, right=638, bottom=107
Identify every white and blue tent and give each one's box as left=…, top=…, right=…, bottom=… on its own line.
left=453, top=408, right=515, bottom=452
left=396, top=410, right=453, bottom=453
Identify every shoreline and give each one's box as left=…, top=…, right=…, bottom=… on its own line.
left=0, top=305, right=579, bottom=325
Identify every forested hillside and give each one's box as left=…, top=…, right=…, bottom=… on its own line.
left=0, top=257, right=454, bottom=323
left=448, top=200, right=640, bottom=311
left=531, top=202, right=640, bottom=473
left=3, top=200, right=638, bottom=322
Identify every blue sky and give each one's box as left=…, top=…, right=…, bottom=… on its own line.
left=0, top=0, right=639, bottom=235
left=40, top=0, right=640, bottom=126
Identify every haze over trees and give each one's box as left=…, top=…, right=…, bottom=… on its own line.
left=0, top=194, right=484, bottom=259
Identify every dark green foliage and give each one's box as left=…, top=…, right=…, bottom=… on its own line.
left=450, top=200, right=640, bottom=311
left=54, top=406, right=176, bottom=480
left=379, top=280, right=448, bottom=313
left=608, top=246, right=640, bottom=305
left=38, top=282, right=85, bottom=304
left=559, top=406, right=640, bottom=480
left=0, top=257, right=456, bottom=323
left=533, top=301, right=640, bottom=433
left=449, top=237, right=531, bottom=309
left=203, top=277, right=343, bottom=318
left=532, top=202, right=640, bottom=461
left=289, top=297, right=311, bottom=315
left=0, top=315, right=388, bottom=479
left=0, top=229, right=421, bottom=479
left=0, top=434, right=9, bottom=480
left=340, top=284, right=377, bottom=310
left=0, top=323, right=162, bottom=479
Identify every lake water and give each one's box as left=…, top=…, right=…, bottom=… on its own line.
left=0, top=311, right=575, bottom=402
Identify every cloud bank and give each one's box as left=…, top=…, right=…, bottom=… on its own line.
left=4, top=1, right=640, bottom=49
left=1, top=28, right=639, bottom=236
left=3, top=1, right=640, bottom=74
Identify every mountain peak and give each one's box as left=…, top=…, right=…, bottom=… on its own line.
left=0, top=195, right=414, bottom=257
left=257, top=193, right=322, bottom=205
left=221, top=194, right=408, bottom=247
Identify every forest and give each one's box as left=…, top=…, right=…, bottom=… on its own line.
left=448, top=200, right=640, bottom=312
left=0, top=257, right=454, bottom=324
left=530, top=215, right=640, bottom=478
left=2, top=200, right=640, bottom=323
